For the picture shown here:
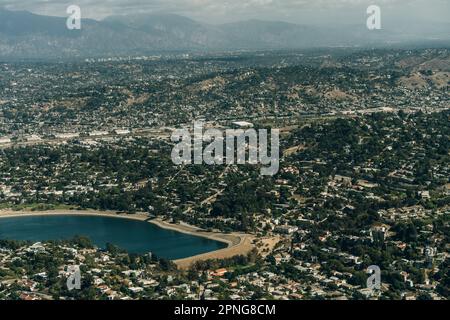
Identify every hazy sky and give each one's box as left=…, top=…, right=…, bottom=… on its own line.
left=1, top=0, right=449, bottom=25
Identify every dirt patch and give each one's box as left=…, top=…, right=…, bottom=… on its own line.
left=283, top=144, right=306, bottom=157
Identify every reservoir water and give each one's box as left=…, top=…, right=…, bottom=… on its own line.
left=0, top=215, right=227, bottom=259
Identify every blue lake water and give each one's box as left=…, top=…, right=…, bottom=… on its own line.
left=0, top=215, right=227, bottom=259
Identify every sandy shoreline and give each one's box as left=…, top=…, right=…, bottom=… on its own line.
left=0, top=209, right=258, bottom=269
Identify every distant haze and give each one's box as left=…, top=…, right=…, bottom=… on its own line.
left=0, top=1, right=448, bottom=59
left=1, top=0, right=449, bottom=25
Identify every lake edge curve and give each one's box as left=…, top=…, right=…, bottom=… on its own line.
left=0, top=209, right=255, bottom=268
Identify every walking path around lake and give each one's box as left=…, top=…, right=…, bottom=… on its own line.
left=0, top=209, right=278, bottom=269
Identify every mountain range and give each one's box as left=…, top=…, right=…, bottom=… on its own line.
left=0, top=9, right=448, bottom=59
